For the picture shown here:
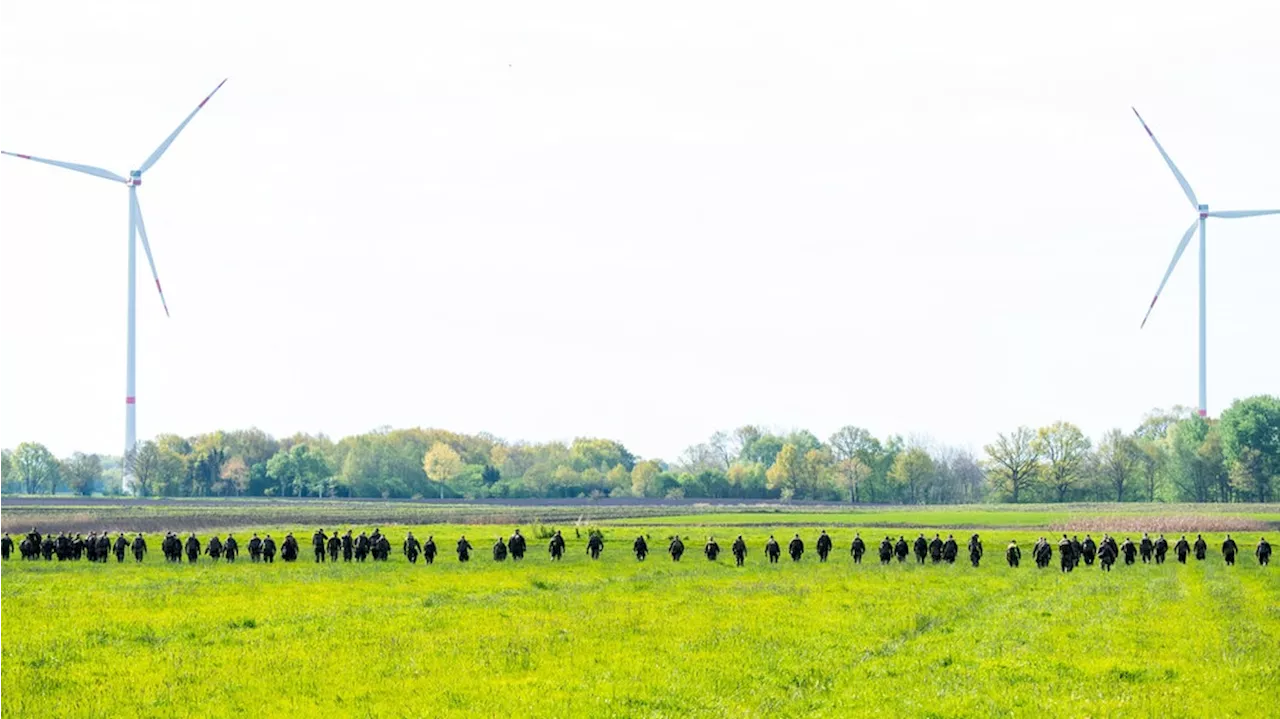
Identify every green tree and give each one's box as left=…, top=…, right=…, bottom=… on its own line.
left=630, top=460, right=661, bottom=498
left=765, top=444, right=801, bottom=497
left=219, top=456, right=251, bottom=496
left=741, top=429, right=785, bottom=468
left=829, top=426, right=878, bottom=503
left=725, top=461, right=767, bottom=498
left=605, top=464, right=630, bottom=495
left=983, top=427, right=1040, bottom=503
left=10, top=442, right=61, bottom=494
left=888, top=446, right=935, bottom=505
left=1218, top=395, right=1280, bottom=503
left=569, top=438, right=636, bottom=472
left=190, top=431, right=228, bottom=497
left=1033, top=421, right=1091, bottom=502
left=1, top=449, right=16, bottom=494
left=423, top=442, right=464, bottom=499
left=1097, top=429, right=1139, bottom=502
left=1133, top=437, right=1167, bottom=502
left=62, top=452, right=103, bottom=496
left=1168, top=416, right=1219, bottom=502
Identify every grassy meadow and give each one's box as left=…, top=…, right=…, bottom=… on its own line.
left=2, top=504, right=1278, bottom=718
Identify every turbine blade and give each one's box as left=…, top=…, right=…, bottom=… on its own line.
left=1206, top=209, right=1280, bottom=219
left=1140, top=220, right=1199, bottom=329
left=1, top=150, right=126, bottom=183
left=1131, top=108, right=1199, bottom=210
left=131, top=193, right=171, bottom=317
left=137, top=79, right=227, bottom=174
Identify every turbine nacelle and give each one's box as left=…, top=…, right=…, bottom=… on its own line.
left=129, top=170, right=142, bottom=187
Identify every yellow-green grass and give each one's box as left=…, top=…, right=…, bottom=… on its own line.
left=3, top=522, right=1277, bottom=718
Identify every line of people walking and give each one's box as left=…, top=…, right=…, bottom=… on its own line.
left=3, top=527, right=1270, bottom=569
left=1005, top=532, right=1268, bottom=571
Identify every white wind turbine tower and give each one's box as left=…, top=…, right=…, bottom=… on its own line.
left=2, top=80, right=227, bottom=489
left=1131, top=108, right=1279, bottom=418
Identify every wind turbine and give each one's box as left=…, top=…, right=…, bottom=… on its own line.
left=2, top=80, right=227, bottom=489
left=1132, top=109, right=1280, bottom=418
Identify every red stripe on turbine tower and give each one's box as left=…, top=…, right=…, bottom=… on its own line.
left=126, top=397, right=136, bottom=404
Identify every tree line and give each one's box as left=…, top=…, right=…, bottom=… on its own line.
left=2, top=395, right=1277, bottom=504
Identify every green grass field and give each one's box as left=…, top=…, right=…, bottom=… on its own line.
left=3, top=506, right=1277, bottom=718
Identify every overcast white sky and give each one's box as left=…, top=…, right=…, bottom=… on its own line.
left=1, top=2, right=1277, bottom=463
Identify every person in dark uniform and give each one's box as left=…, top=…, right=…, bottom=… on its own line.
left=928, top=534, right=944, bottom=563
left=262, top=534, right=277, bottom=563
left=587, top=532, right=604, bottom=560
left=1174, top=535, right=1190, bottom=564
left=73, top=533, right=87, bottom=560
left=85, top=532, right=98, bottom=562
left=1005, top=540, right=1021, bottom=568
left=851, top=533, right=866, bottom=564
left=456, top=535, right=473, bottom=562
left=704, top=536, right=721, bottom=561
left=376, top=534, right=391, bottom=560
left=207, top=534, right=223, bottom=561
left=224, top=535, right=239, bottom=562
left=1097, top=540, right=1116, bottom=571
left=1256, top=537, right=1271, bottom=566
left=788, top=534, right=804, bottom=562
left=633, top=535, right=648, bottom=561
left=732, top=535, right=747, bottom=566
left=131, top=533, right=147, bottom=562
left=1057, top=535, right=1074, bottom=572
left=1035, top=537, right=1053, bottom=568
left=968, top=534, right=983, bottom=567
left=342, top=530, right=354, bottom=562
left=1120, top=538, right=1137, bottom=566
left=548, top=530, right=566, bottom=561
left=113, top=532, right=128, bottom=562
left=1222, top=535, right=1238, bottom=566
left=370, top=529, right=383, bottom=559
left=41, top=535, right=55, bottom=560
left=509, top=529, right=526, bottom=561
left=354, top=532, right=370, bottom=562
left=895, top=536, right=910, bottom=563
left=1154, top=534, right=1169, bottom=564
left=56, top=532, right=71, bottom=561
left=327, top=533, right=341, bottom=562
left=312, top=529, right=328, bottom=563
left=1193, top=534, right=1207, bottom=561
left=1081, top=535, right=1097, bottom=566
left=765, top=535, right=781, bottom=564
left=1070, top=536, right=1084, bottom=568
left=878, top=537, right=893, bottom=564
left=185, top=533, right=201, bottom=563
left=281, top=533, right=299, bottom=562
left=669, top=536, right=685, bottom=562
left=403, top=532, right=421, bottom=563
left=248, top=534, right=263, bottom=562
left=423, top=536, right=437, bottom=564
left=816, top=531, right=833, bottom=562
left=96, top=533, right=110, bottom=562
left=1139, top=533, right=1154, bottom=564
left=492, top=537, right=508, bottom=561
left=942, top=535, right=958, bottom=564
left=161, top=532, right=178, bottom=562
left=2, top=533, right=14, bottom=561
left=1102, top=534, right=1119, bottom=562
left=913, top=534, right=928, bottom=564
